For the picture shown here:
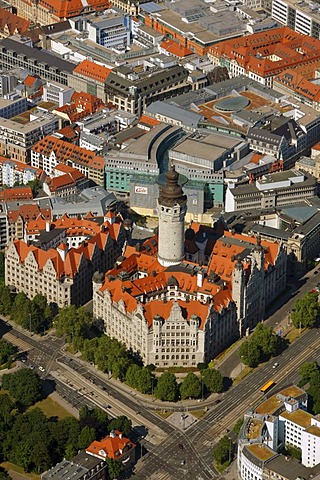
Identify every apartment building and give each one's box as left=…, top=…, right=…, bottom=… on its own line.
left=0, top=111, right=58, bottom=163
left=225, top=170, right=318, bottom=212
left=270, top=0, right=320, bottom=38
left=104, top=64, right=190, bottom=116
left=30, top=136, right=105, bottom=187
left=5, top=216, right=128, bottom=307
left=68, top=60, right=111, bottom=104
left=0, top=38, right=75, bottom=85
left=238, top=386, right=320, bottom=480
left=0, top=157, right=45, bottom=187
left=42, top=82, right=74, bottom=108
left=8, top=0, right=108, bottom=26
left=86, top=14, right=131, bottom=52
left=208, top=26, right=320, bottom=87
left=0, top=97, right=27, bottom=119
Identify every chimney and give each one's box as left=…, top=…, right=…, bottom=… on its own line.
left=45, top=220, right=50, bottom=232
left=197, top=271, right=204, bottom=288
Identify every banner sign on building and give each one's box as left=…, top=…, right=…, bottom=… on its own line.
left=135, top=186, right=148, bottom=195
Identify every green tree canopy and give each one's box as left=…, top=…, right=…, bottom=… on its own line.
left=180, top=372, right=201, bottom=400
left=1, top=368, right=42, bottom=407
left=0, top=467, right=12, bottom=480
left=0, top=285, right=13, bottom=315
left=239, top=340, right=261, bottom=368
left=106, top=458, right=122, bottom=480
left=213, top=436, right=231, bottom=466
left=11, top=292, right=31, bottom=328
left=155, top=372, right=178, bottom=402
left=78, top=426, right=96, bottom=450
left=291, top=292, right=320, bottom=329
left=109, top=416, right=132, bottom=436
left=299, top=361, right=320, bottom=383
left=0, top=340, right=16, bottom=366
left=308, top=371, right=320, bottom=415
left=201, top=368, right=223, bottom=394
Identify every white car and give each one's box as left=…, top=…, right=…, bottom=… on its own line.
left=272, top=362, right=279, bottom=369
left=39, top=366, right=45, bottom=372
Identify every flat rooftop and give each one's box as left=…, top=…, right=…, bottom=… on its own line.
left=280, top=409, right=313, bottom=429
left=171, top=132, right=241, bottom=160
left=246, top=443, right=275, bottom=462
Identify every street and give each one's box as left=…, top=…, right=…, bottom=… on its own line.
left=0, top=268, right=319, bottom=479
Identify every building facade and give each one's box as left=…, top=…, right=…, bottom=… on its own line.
left=5, top=215, right=128, bottom=308
left=225, top=170, right=318, bottom=212
left=238, top=386, right=320, bottom=480
left=0, top=111, right=58, bottom=163
left=93, top=173, right=287, bottom=367
left=30, top=135, right=105, bottom=187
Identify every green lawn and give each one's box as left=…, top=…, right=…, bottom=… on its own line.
left=29, top=396, right=73, bottom=420
left=0, top=462, right=40, bottom=480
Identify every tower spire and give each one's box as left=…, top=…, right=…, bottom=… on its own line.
left=157, top=164, right=187, bottom=267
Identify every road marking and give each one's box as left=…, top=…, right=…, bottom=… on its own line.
left=2, top=332, right=33, bottom=352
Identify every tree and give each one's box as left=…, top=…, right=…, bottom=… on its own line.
left=109, top=416, right=132, bottom=436
left=213, top=436, right=231, bottom=466
left=64, top=443, right=77, bottom=461
left=251, top=323, right=278, bottom=358
left=106, top=458, right=122, bottom=480
left=0, top=340, right=16, bottom=366
left=0, top=285, right=13, bottom=315
left=201, top=368, right=223, bottom=393
left=138, top=367, right=153, bottom=394
left=299, top=362, right=320, bottom=383
left=233, top=417, right=244, bottom=434
left=239, top=341, right=261, bottom=368
left=78, top=426, right=96, bottom=449
left=79, top=406, right=109, bottom=440
left=308, top=371, right=320, bottom=415
left=0, top=467, right=12, bottom=480
left=1, top=368, right=42, bottom=407
left=180, top=372, right=201, bottom=400
left=125, top=364, right=141, bottom=389
left=11, top=292, right=31, bottom=328
left=291, top=292, right=320, bottom=329
left=155, top=372, right=178, bottom=402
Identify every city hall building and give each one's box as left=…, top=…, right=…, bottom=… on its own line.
left=93, top=166, right=287, bottom=367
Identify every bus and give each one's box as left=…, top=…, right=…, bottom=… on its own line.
left=260, top=380, right=275, bottom=394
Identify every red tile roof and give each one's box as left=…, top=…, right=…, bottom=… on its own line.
left=0, top=8, right=30, bottom=35
left=32, top=136, right=105, bottom=171
left=210, top=26, right=320, bottom=78
left=7, top=203, right=48, bottom=223
left=46, top=169, right=86, bottom=193
left=160, top=39, right=193, bottom=58
left=99, top=226, right=281, bottom=329
left=86, top=431, right=135, bottom=460
left=0, top=187, right=33, bottom=202
left=139, top=114, right=161, bottom=126
left=33, top=0, right=109, bottom=19
left=24, top=75, right=38, bottom=87
left=73, top=60, right=112, bottom=83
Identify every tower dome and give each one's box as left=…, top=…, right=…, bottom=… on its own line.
left=158, top=165, right=187, bottom=207
left=157, top=164, right=187, bottom=267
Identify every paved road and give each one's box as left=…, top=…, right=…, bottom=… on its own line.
left=0, top=268, right=319, bottom=479
left=219, top=268, right=319, bottom=378
left=133, top=328, right=320, bottom=479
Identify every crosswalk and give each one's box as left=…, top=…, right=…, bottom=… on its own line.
left=2, top=332, right=33, bottom=352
